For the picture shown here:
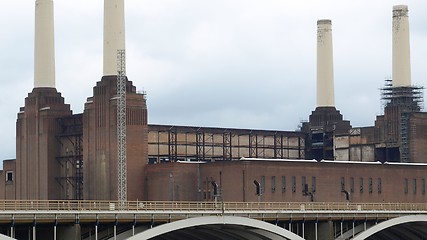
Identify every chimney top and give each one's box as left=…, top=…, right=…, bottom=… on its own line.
left=317, top=19, right=332, bottom=25
left=393, top=5, right=408, bottom=17
left=393, top=5, right=408, bottom=11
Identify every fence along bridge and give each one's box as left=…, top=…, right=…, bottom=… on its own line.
left=0, top=200, right=426, bottom=239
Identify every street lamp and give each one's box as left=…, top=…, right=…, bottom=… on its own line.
left=211, top=181, right=219, bottom=198
left=303, top=184, right=314, bottom=202
left=211, top=181, right=224, bottom=214
left=253, top=180, right=261, bottom=202
left=341, top=189, right=350, bottom=205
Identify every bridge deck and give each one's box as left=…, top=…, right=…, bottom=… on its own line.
left=0, top=201, right=426, bottom=224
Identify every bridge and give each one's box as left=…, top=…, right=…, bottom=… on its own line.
left=0, top=200, right=426, bottom=239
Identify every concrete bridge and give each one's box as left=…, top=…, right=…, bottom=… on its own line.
left=0, top=200, right=426, bottom=239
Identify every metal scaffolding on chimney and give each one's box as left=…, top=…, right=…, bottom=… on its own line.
left=117, top=49, right=127, bottom=201
left=380, top=79, right=424, bottom=112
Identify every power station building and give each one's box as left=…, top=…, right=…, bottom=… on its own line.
left=1, top=2, right=427, bottom=204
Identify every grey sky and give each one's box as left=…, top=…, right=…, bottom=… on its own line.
left=1, top=0, right=427, bottom=163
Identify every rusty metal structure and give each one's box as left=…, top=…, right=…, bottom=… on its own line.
left=148, top=125, right=306, bottom=163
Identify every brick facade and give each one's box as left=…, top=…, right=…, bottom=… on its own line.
left=144, top=160, right=427, bottom=203
left=83, top=76, right=147, bottom=200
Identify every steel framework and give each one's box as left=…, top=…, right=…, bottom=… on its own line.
left=400, top=112, right=409, bottom=162
left=55, top=115, right=83, bottom=200
left=223, top=131, right=232, bottom=160
left=381, top=79, right=424, bottom=112
left=148, top=125, right=305, bottom=163
left=117, top=50, right=127, bottom=201
left=196, top=128, right=205, bottom=161
left=168, top=127, right=177, bottom=162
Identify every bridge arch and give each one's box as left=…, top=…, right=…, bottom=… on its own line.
left=0, top=234, right=15, bottom=240
left=128, top=215, right=304, bottom=240
left=353, top=215, right=427, bottom=240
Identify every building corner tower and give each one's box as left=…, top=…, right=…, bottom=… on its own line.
left=302, top=19, right=351, bottom=161
left=15, top=0, right=71, bottom=200
left=83, top=0, right=148, bottom=200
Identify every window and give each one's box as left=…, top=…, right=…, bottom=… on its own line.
left=359, top=177, right=363, bottom=193
left=261, top=176, right=265, bottom=195
left=378, top=177, right=382, bottom=193
left=350, top=177, right=354, bottom=193
left=422, top=178, right=425, bottom=195
left=302, top=176, right=307, bottom=193
left=281, top=176, right=286, bottom=193
left=341, top=177, right=345, bottom=191
left=413, top=179, right=417, bottom=194
left=369, top=178, right=373, bottom=193
left=6, top=171, right=13, bottom=182
left=292, top=176, right=296, bottom=193
left=404, top=178, right=408, bottom=194
left=271, top=176, right=276, bottom=193
left=312, top=177, right=317, bottom=193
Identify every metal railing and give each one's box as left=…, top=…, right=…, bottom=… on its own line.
left=0, top=200, right=426, bottom=212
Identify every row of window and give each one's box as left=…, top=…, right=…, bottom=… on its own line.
left=259, top=176, right=427, bottom=195
left=341, top=177, right=426, bottom=195
left=340, top=177, right=381, bottom=194
left=260, top=176, right=316, bottom=194
left=404, top=178, right=425, bottom=194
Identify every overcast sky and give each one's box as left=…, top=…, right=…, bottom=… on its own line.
left=1, top=0, right=426, bottom=163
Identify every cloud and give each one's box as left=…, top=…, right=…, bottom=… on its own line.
left=1, top=0, right=426, bottom=164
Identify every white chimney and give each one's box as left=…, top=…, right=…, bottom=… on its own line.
left=34, top=0, right=55, bottom=88
left=104, top=0, right=126, bottom=76
left=317, top=19, right=335, bottom=107
left=392, top=5, right=411, bottom=87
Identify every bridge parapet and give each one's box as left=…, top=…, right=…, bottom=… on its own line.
left=0, top=200, right=426, bottom=225
left=0, top=201, right=426, bottom=240
left=0, top=200, right=427, bottom=212
left=0, top=200, right=426, bottom=212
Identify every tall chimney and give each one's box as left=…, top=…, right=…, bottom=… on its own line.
left=317, top=19, right=335, bottom=107
left=34, top=0, right=55, bottom=88
left=392, top=5, right=411, bottom=87
left=104, top=0, right=125, bottom=76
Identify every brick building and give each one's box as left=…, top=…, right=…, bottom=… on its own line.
left=143, top=159, right=427, bottom=203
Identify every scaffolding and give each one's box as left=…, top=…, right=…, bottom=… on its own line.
left=116, top=49, right=127, bottom=201
left=381, top=79, right=424, bottom=112
left=400, top=112, right=409, bottom=162
left=380, top=79, right=424, bottom=162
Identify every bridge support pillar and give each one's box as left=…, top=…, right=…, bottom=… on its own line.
left=10, top=226, right=14, bottom=238
left=302, top=222, right=322, bottom=240
left=57, top=224, right=81, bottom=240
left=317, top=221, right=334, bottom=240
